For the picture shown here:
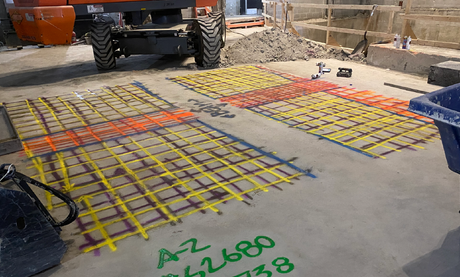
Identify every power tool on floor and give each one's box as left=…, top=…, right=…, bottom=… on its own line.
left=312, top=62, right=331, bottom=79
left=0, top=164, right=79, bottom=277
left=337, top=68, right=353, bottom=78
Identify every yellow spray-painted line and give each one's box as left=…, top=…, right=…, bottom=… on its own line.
left=81, top=172, right=302, bottom=253
left=56, top=152, right=73, bottom=192
left=31, top=156, right=53, bottom=210
left=102, top=141, right=180, bottom=222
left=78, top=95, right=113, bottom=121
left=248, top=93, right=439, bottom=159
left=170, top=66, right=293, bottom=98
left=122, top=84, right=172, bottom=109
left=50, top=144, right=252, bottom=211
left=76, top=161, right=295, bottom=239
left=101, top=86, right=174, bottom=126
left=79, top=163, right=290, bottom=231
left=38, top=97, right=66, bottom=131
left=57, top=96, right=88, bottom=126
left=81, top=195, right=118, bottom=252
left=16, top=80, right=304, bottom=253
left=27, top=127, right=228, bottom=181
left=24, top=99, right=49, bottom=138
left=128, top=137, right=219, bottom=213
left=11, top=85, right=173, bottom=139
left=79, top=147, right=150, bottom=241
left=127, top=83, right=171, bottom=106
left=154, top=133, right=244, bottom=202
left=33, top=122, right=300, bottom=253
left=168, top=126, right=291, bottom=192
left=49, top=132, right=249, bottom=209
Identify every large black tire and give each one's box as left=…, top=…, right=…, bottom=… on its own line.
left=209, top=12, right=226, bottom=48
left=91, top=22, right=116, bottom=70
left=194, top=16, right=222, bottom=68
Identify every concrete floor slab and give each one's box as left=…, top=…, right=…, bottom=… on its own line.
left=0, top=45, right=459, bottom=277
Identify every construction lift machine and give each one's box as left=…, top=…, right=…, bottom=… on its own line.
left=8, top=0, right=225, bottom=69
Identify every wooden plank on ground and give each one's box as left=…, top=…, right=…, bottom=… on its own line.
left=293, top=22, right=394, bottom=38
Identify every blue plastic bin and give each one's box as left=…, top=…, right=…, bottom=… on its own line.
left=408, top=83, right=460, bottom=174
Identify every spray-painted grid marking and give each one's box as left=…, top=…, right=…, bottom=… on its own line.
left=326, top=87, right=433, bottom=123
left=248, top=92, right=439, bottom=158
left=255, top=65, right=309, bottom=82
left=220, top=80, right=339, bottom=108
left=4, top=83, right=174, bottom=139
left=168, top=65, right=293, bottom=99
left=31, top=121, right=308, bottom=253
left=22, top=109, right=197, bottom=158
left=169, top=66, right=433, bottom=123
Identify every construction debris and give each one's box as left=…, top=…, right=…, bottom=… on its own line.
left=221, top=28, right=366, bottom=67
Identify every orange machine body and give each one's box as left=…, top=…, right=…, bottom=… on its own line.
left=12, top=0, right=67, bottom=7
left=9, top=6, right=76, bottom=45
left=12, top=0, right=217, bottom=10
left=9, top=0, right=217, bottom=45
left=195, top=0, right=217, bottom=7
left=65, top=0, right=216, bottom=6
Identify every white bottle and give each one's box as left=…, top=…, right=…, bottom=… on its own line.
left=407, top=36, right=412, bottom=50
left=395, top=34, right=401, bottom=49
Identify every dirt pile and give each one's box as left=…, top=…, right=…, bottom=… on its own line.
left=221, top=28, right=365, bottom=66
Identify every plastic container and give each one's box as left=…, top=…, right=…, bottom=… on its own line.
left=408, top=83, right=460, bottom=174
left=394, top=34, right=401, bottom=49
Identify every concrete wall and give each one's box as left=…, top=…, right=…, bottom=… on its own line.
left=181, top=8, right=194, bottom=18
left=225, top=0, right=240, bottom=16
left=295, top=16, right=376, bottom=48
left=265, top=0, right=375, bottom=22
left=291, top=0, right=460, bottom=48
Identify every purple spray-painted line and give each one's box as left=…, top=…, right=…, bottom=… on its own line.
left=28, top=99, right=52, bottom=134
left=41, top=97, right=61, bottom=114
left=251, top=95, right=435, bottom=156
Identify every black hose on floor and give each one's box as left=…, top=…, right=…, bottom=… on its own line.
left=0, top=163, right=79, bottom=227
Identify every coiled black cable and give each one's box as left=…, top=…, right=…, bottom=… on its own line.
left=0, top=163, right=79, bottom=227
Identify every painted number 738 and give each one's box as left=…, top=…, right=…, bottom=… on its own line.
left=234, top=257, right=295, bottom=277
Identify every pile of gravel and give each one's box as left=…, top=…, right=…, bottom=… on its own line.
left=221, top=28, right=366, bottom=67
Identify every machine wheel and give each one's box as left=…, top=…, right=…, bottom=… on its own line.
left=194, top=16, right=222, bottom=67
left=91, top=22, right=116, bottom=70
left=209, top=12, right=226, bottom=48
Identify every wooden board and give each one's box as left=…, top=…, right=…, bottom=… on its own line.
left=412, top=39, right=460, bottom=50
left=401, top=14, right=460, bottom=23
left=261, top=1, right=401, bottom=11
left=293, top=22, right=395, bottom=39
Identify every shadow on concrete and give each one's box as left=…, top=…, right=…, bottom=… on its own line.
left=403, top=227, right=460, bottom=277
left=35, top=264, right=63, bottom=277
left=0, top=54, right=195, bottom=87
